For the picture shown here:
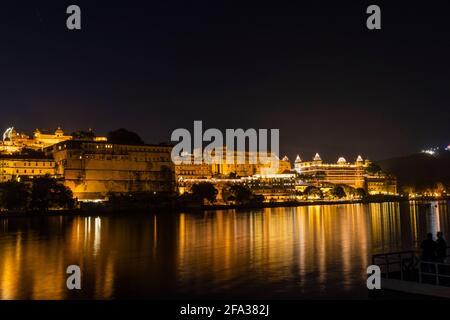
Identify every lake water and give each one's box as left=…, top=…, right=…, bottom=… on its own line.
left=1, top=201, right=449, bottom=299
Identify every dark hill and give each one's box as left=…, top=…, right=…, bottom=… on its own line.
left=378, top=151, right=450, bottom=191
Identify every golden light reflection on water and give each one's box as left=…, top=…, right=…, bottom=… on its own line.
left=177, top=204, right=374, bottom=296
left=0, top=216, right=116, bottom=299
left=1, top=201, right=450, bottom=299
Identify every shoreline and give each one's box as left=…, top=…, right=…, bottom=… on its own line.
left=1, top=196, right=448, bottom=218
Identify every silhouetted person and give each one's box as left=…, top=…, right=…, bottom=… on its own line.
left=421, top=233, right=437, bottom=262
left=436, top=232, right=447, bottom=263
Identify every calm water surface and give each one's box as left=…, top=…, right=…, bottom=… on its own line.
left=1, top=201, right=449, bottom=299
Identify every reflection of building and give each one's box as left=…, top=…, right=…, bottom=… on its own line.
left=0, top=156, right=57, bottom=182
left=45, top=140, right=175, bottom=200
left=294, top=153, right=397, bottom=195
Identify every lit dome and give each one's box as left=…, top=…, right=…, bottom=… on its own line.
left=337, top=157, right=347, bottom=164
left=313, top=153, right=322, bottom=161
left=295, top=155, right=302, bottom=163
left=356, top=155, right=363, bottom=162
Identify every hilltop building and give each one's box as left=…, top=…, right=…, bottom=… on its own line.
left=0, top=127, right=107, bottom=154
left=33, top=127, right=73, bottom=149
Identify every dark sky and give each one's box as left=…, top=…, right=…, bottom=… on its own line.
left=1, top=0, right=449, bottom=161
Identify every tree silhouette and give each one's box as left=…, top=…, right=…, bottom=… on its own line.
left=330, top=186, right=346, bottom=199
left=229, top=184, right=253, bottom=205
left=366, top=162, right=382, bottom=174
left=355, top=188, right=366, bottom=198
left=0, top=181, right=30, bottom=210
left=72, top=130, right=95, bottom=141
left=304, top=186, right=323, bottom=199
left=107, top=128, right=144, bottom=145
left=30, top=176, right=75, bottom=211
left=191, top=182, right=218, bottom=204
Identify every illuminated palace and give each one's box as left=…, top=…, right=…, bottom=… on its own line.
left=0, top=126, right=174, bottom=200
left=0, top=125, right=397, bottom=201
left=0, top=127, right=109, bottom=184
left=294, top=153, right=397, bottom=195
left=45, top=140, right=175, bottom=200
left=0, top=127, right=70, bottom=153
left=0, top=156, right=56, bottom=182
left=175, top=148, right=292, bottom=179
left=0, top=126, right=109, bottom=154
left=0, top=127, right=75, bottom=182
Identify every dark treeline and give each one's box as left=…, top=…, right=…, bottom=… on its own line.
left=187, top=182, right=264, bottom=205
left=379, top=152, right=450, bottom=193
left=0, top=176, right=75, bottom=212
left=105, top=182, right=265, bottom=211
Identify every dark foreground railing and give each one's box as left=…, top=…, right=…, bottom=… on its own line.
left=372, top=247, right=450, bottom=287
left=418, top=261, right=450, bottom=286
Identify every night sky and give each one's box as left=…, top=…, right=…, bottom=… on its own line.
left=1, top=0, right=449, bottom=161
